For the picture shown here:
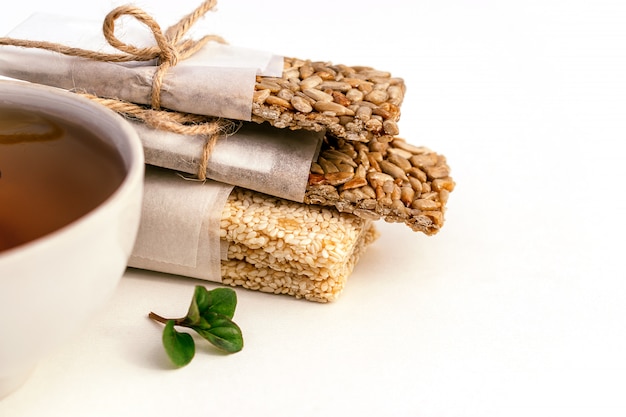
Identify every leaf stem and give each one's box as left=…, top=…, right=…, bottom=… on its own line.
left=148, top=312, right=186, bottom=326
left=148, top=311, right=168, bottom=324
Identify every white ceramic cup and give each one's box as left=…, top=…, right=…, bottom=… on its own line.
left=0, top=81, right=144, bottom=399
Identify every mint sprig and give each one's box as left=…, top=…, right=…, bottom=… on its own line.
left=149, top=286, right=244, bottom=367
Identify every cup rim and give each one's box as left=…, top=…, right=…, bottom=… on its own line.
left=0, top=80, right=145, bottom=260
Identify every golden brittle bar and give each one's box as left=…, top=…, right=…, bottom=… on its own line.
left=221, top=188, right=378, bottom=302
left=251, top=57, right=404, bottom=143
left=305, top=134, right=452, bottom=235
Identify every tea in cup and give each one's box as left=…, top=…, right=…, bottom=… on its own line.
left=0, top=80, right=144, bottom=398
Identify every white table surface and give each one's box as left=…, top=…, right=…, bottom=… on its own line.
left=2, top=1, right=626, bottom=416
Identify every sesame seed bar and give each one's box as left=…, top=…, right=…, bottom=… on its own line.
left=220, top=187, right=378, bottom=302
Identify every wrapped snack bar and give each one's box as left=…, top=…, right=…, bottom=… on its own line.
left=129, top=112, right=452, bottom=235
left=129, top=167, right=378, bottom=302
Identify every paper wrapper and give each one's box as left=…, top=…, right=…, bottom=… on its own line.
left=129, top=166, right=378, bottom=302
left=136, top=120, right=323, bottom=202
left=0, top=13, right=283, bottom=121
left=129, top=166, right=233, bottom=281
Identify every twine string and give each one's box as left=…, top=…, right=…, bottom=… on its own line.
left=0, top=0, right=232, bottom=180
left=101, top=1, right=225, bottom=109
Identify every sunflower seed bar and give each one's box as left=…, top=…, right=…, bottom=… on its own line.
left=304, top=135, right=454, bottom=235
left=252, top=57, right=405, bottom=142
left=220, top=187, right=378, bottom=302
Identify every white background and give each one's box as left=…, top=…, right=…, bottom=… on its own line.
left=2, top=1, right=626, bottom=416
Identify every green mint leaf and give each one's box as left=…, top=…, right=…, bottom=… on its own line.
left=162, top=320, right=195, bottom=367
left=194, top=312, right=243, bottom=353
left=185, top=286, right=210, bottom=324
left=193, top=316, right=212, bottom=331
left=193, top=285, right=212, bottom=313
left=150, top=286, right=243, bottom=367
left=204, top=287, right=237, bottom=319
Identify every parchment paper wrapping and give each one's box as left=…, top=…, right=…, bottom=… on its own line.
left=136, top=121, right=323, bottom=202
left=129, top=166, right=378, bottom=302
left=129, top=166, right=233, bottom=282
left=0, top=13, right=283, bottom=120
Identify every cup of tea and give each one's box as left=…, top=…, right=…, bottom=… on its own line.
left=0, top=80, right=144, bottom=398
